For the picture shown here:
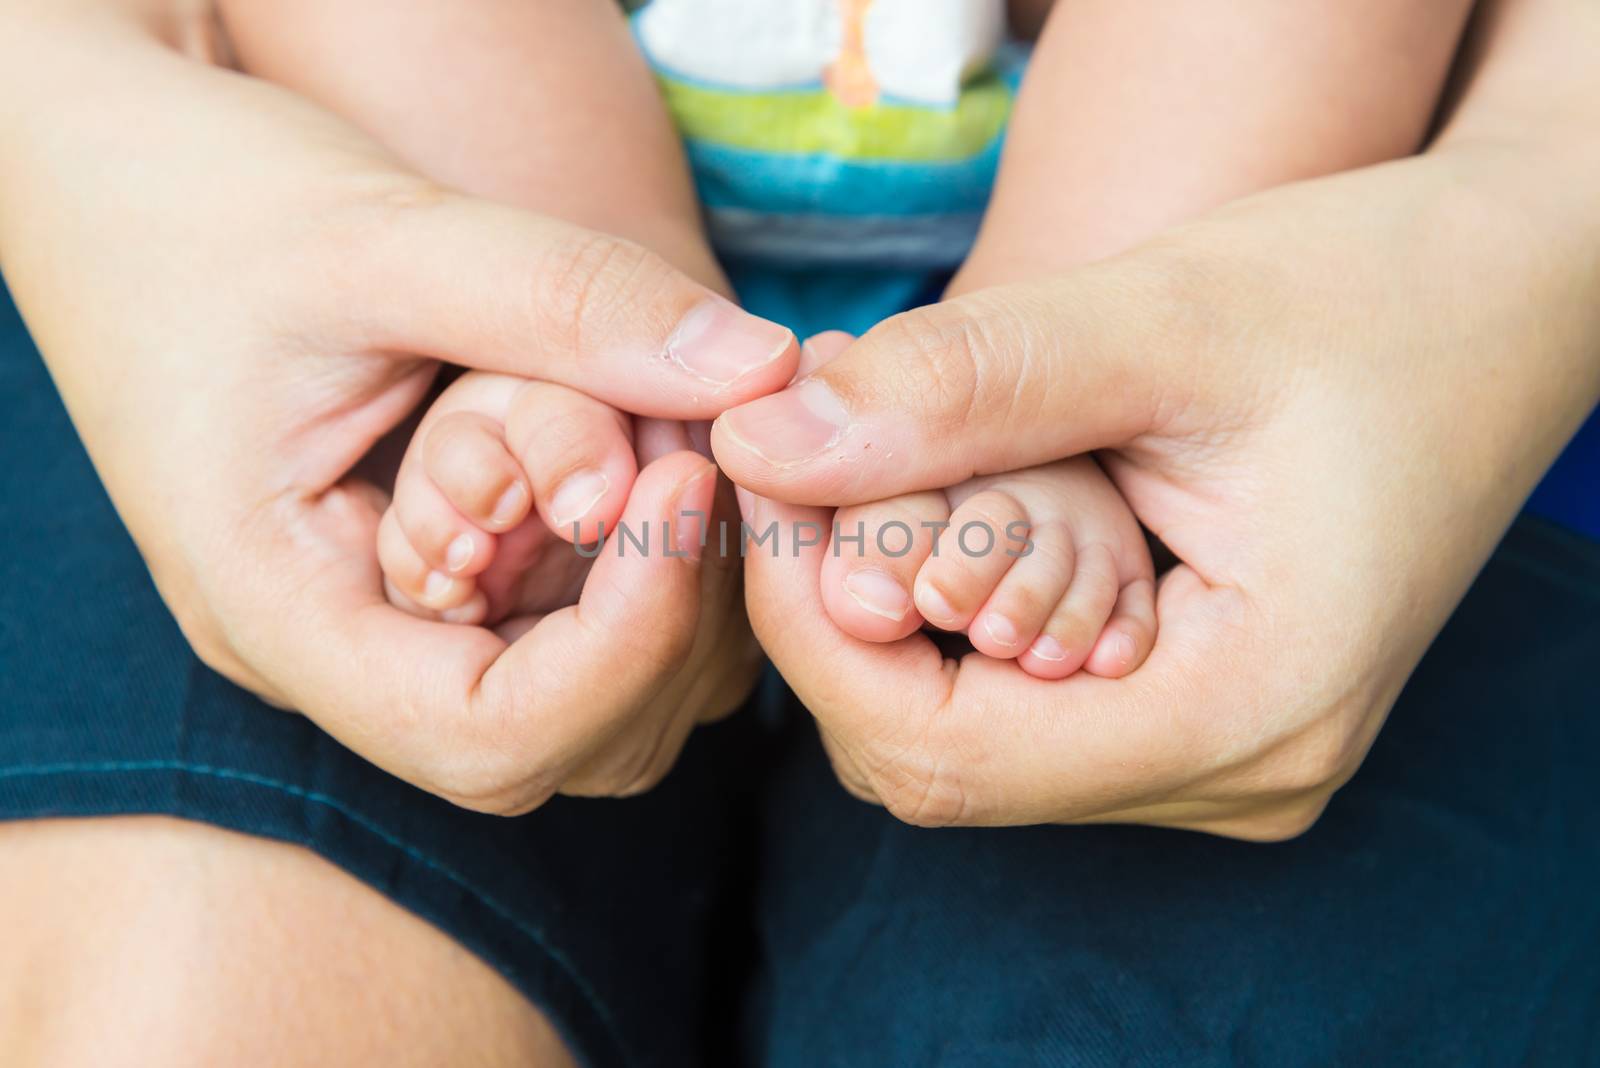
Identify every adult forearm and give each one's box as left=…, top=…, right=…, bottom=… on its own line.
left=1431, top=0, right=1600, bottom=477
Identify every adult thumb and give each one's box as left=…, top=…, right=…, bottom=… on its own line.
left=356, top=193, right=798, bottom=418
left=710, top=261, right=1195, bottom=505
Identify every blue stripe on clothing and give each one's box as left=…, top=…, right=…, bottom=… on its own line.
left=684, top=135, right=1003, bottom=217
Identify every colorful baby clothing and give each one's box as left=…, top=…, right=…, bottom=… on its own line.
left=633, top=0, right=1021, bottom=269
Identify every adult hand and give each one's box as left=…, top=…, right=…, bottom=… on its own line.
left=0, top=1, right=794, bottom=810
left=714, top=0, right=1600, bottom=836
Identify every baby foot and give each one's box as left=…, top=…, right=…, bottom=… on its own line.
left=820, top=457, right=1156, bottom=679
left=378, top=370, right=637, bottom=626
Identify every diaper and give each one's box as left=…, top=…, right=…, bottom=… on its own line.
left=633, top=0, right=1019, bottom=269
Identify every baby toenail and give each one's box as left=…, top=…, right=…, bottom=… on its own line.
left=982, top=612, right=1019, bottom=647
left=423, top=571, right=453, bottom=602
left=1030, top=634, right=1067, bottom=662
left=844, top=568, right=909, bottom=620
left=1116, top=632, right=1136, bottom=664
left=917, top=584, right=958, bottom=625
left=445, top=534, right=474, bottom=573
left=440, top=598, right=484, bottom=625
left=492, top=482, right=528, bottom=527
left=550, top=470, right=609, bottom=529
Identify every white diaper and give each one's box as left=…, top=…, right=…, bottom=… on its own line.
left=635, top=0, right=1005, bottom=108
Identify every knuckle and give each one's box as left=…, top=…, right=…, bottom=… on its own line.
left=515, top=408, right=602, bottom=475
left=1226, top=796, right=1332, bottom=843
left=531, top=231, right=675, bottom=358
left=597, top=734, right=678, bottom=800
left=993, top=583, right=1052, bottom=628
left=1020, top=519, right=1077, bottom=571
left=1268, top=724, right=1360, bottom=796
left=164, top=596, right=271, bottom=700
left=857, top=305, right=998, bottom=438
left=172, top=608, right=229, bottom=673
left=424, top=411, right=492, bottom=463
left=834, top=768, right=883, bottom=807
left=876, top=758, right=969, bottom=828
left=427, top=753, right=559, bottom=816
left=366, top=175, right=456, bottom=217
left=428, top=693, right=564, bottom=815
left=861, top=731, right=971, bottom=828
left=608, top=748, right=677, bottom=798
left=818, top=733, right=883, bottom=806
left=610, top=766, right=671, bottom=799
left=955, top=489, right=1028, bottom=535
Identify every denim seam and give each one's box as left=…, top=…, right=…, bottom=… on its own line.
left=0, top=759, right=628, bottom=1061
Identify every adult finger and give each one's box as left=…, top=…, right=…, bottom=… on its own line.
left=228, top=451, right=717, bottom=814
left=712, top=258, right=1218, bottom=504
left=358, top=198, right=799, bottom=419
left=739, top=491, right=1253, bottom=827
left=561, top=479, right=756, bottom=797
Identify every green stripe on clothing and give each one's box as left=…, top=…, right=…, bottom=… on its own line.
left=657, top=70, right=1011, bottom=161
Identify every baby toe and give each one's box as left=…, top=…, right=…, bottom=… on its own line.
left=504, top=381, right=636, bottom=545
left=1084, top=576, right=1158, bottom=678
left=393, top=459, right=497, bottom=579
left=913, top=488, right=1031, bottom=632
left=968, top=519, right=1076, bottom=660
left=821, top=491, right=949, bottom=643
left=421, top=409, right=531, bottom=533
left=377, top=507, right=481, bottom=615
left=1017, top=541, right=1121, bottom=679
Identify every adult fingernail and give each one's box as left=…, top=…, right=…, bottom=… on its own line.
left=550, top=470, right=609, bottom=529
left=916, top=583, right=958, bottom=625
left=844, top=568, right=909, bottom=621
left=445, top=534, right=474, bottom=574
left=717, top=380, right=850, bottom=466
left=492, top=482, right=528, bottom=527
left=981, top=612, right=1019, bottom=648
left=672, top=466, right=716, bottom=560
left=1029, top=634, right=1067, bottom=662
left=667, top=297, right=794, bottom=386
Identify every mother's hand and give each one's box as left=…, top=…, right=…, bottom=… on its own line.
left=715, top=0, right=1600, bottom=835
left=0, top=2, right=793, bottom=810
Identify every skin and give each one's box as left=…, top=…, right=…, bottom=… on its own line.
left=960, top=0, right=1478, bottom=288
left=716, top=0, right=1600, bottom=836
left=0, top=0, right=1592, bottom=1057
left=218, top=0, right=735, bottom=631
left=0, top=2, right=772, bottom=1060
left=817, top=0, right=1474, bottom=681
left=0, top=818, right=577, bottom=1067
left=0, top=0, right=796, bottom=810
